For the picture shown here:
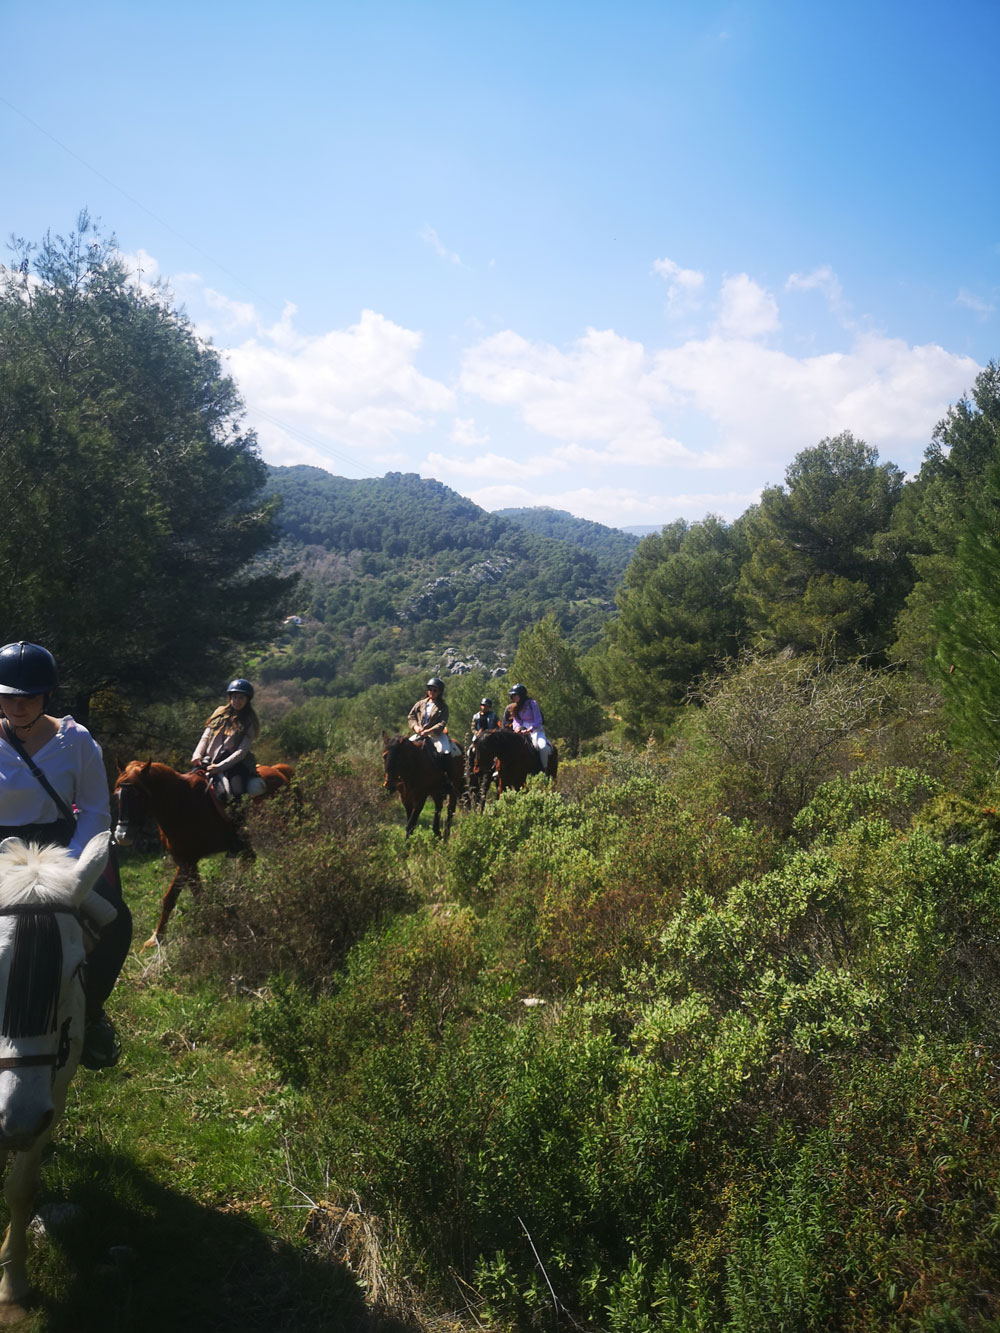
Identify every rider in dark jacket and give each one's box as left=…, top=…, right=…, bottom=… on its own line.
left=471, top=697, right=498, bottom=734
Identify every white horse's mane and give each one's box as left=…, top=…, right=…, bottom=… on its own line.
left=0, top=841, right=79, bottom=907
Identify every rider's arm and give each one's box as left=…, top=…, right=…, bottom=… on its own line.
left=192, top=727, right=212, bottom=763
left=525, top=700, right=543, bottom=730
left=212, top=723, right=257, bottom=772
left=66, top=723, right=111, bottom=859
left=421, top=701, right=448, bottom=737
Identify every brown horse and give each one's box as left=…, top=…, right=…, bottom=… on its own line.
left=382, top=734, right=465, bottom=838
left=471, top=727, right=558, bottom=794
left=113, top=759, right=294, bottom=947
left=466, top=732, right=499, bottom=810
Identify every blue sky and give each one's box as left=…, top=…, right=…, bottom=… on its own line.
left=3, top=0, right=997, bottom=527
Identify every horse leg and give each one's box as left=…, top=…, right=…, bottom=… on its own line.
left=405, top=798, right=426, bottom=838
left=443, top=788, right=458, bottom=840
left=143, top=864, right=201, bottom=948
left=0, top=1139, right=41, bottom=1313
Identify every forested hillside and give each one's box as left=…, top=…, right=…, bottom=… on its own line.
left=495, top=505, right=639, bottom=573
left=257, top=467, right=628, bottom=697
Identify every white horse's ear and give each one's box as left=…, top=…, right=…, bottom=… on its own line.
left=73, top=833, right=110, bottom=900
left=0, top=837, right=25, bottom=855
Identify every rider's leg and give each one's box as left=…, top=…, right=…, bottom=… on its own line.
left=432, top=738, right=455, bottom=794
left=81, top=850, right=133, bottom=1070
left=532, top=730, right=551, bottom=772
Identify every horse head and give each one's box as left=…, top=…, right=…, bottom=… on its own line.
left=382, top=733, right=412, bottom=790
left=471, top=727, right=501, bottom=774
left=0, top=834, right=108, bottom=1149
left=113, top=759, right=154, bottom=847
left=0, top=833, right=109, bottom=1309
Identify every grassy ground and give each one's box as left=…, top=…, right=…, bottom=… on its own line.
left=5, top=849, right=443, bottom=1333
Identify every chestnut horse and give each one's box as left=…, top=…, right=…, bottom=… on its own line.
left=382, top=734, right=465, bottom=838
left=113, top=760, right=294, bottom=947
left=471, top=728, right=559, bottom=794
left=0, top=833, right=109, bottom=1317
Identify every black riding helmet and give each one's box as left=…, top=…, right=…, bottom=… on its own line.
left=508, top=683, right=528, bottom=701
left=226, top=677, right=255, bottom=699
left=426, top=677, right=445, bottom=693
left=0, top=642, right=59, bottom=696
left=481, top=697, right=493, bottom=707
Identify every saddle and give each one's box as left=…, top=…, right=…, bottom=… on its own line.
left=188, top=765, right=232, bottom=819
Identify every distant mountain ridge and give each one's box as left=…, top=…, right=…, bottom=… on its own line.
left=495, top=506, right=639, bottom=568
left=260, top=467, right=631, bottom=695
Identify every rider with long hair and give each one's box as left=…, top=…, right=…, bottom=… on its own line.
left=192, top=678, right=262, bottom=802
left=502, top=683, right=554, bottom=772
left=0, top=641, right=132, bottom=1070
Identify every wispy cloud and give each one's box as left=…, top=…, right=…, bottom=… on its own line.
left=653, top=256, right=705, bottom=316
left=786, top=264, right=844, bottom=312
left=956, top=287, right=995, bottom=318
left=450, top=417, right=490, bottom=447
left=420, top=225, right=465, bottom=267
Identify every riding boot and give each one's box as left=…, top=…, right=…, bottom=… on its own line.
left=226, top=797, right=255, bottom=859
left=81, top=1011, right=122, bottom=1071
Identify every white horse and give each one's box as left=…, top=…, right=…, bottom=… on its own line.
left=0, top=833, right=111, bottom=1317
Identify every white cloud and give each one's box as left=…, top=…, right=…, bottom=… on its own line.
left=223, top=307, right=454, bottom=464
left=139, top=248, right=983, bottom=526
left=653, top=256, right=705, bottom=316
left=651, top=332, right=978, bottom=471
left=120, top=248, right=162, bottom=297
left=420, top=225, right=464, bottom=266
left=199, top=286, right=258, bottom=330
left=956, top=287, right=995, bottom=317
left=461, top=326, right=691, bottom=465
left=420, top=449, right=568, bottom=482
left=466, top=482, right=761, bottom=527
left=715, top=273, right=781, bottom=338
left=450, top=417, right=490, bottom=447
left=786, top=264, right=843, bottom=305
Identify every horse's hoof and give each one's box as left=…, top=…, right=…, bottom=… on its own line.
left=141, top=933, right=163, bottom=950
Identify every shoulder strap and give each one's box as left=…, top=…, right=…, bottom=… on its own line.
left=1, top=720, right=76, bottom=824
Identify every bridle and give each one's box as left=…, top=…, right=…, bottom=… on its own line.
left=0, top=904, right=84, bottom=1074
left=113, top=778, right=144, bottom=841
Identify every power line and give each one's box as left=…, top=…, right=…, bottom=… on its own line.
left=0, top=93, right=282, bottom=317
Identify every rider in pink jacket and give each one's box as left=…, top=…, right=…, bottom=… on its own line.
left=503, top=684, right=553, bottom=772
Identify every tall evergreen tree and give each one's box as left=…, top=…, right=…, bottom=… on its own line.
left=933, top=443, right=1000, bottom=767
left=0, top=213, right=292, bottom=716
left=605, top=515, right=748, bottom=738
left=739, top=432, right=908, bottom=658
left=891, top=361, right=1000, bottom=674
left=510, top=615, right=604, bottom=755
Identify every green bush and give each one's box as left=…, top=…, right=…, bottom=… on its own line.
left=178, top=752, right=413, bottom=988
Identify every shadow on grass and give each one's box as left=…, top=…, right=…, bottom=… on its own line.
left=26, top=1148, right=420, bottom=1333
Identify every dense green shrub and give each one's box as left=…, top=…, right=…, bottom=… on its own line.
left=179, top=736, right=1000, bottom=1330
left=177, top=752, right=413, bottom=987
